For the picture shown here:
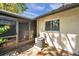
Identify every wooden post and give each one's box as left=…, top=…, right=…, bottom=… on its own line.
left=29, top=22, right=31, bottom=40
left=16, top=21, right=19, bottom=46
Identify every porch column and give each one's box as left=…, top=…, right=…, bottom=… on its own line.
left=29, top=22, right=31, bottom=40
left=16, top=21, right=19, bottom=46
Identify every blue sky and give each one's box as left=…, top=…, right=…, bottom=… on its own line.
left=21, top=3, right=63, bottom=19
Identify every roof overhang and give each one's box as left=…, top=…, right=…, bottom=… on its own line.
left=0, top=10, right=32, bottom=23
left=35, top=3, right=79, bottom=20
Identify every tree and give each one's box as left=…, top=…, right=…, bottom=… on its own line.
left=0, top=3, right=27, bottom=14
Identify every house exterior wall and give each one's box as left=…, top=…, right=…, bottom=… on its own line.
left=37, top=7, right=79, bottom=53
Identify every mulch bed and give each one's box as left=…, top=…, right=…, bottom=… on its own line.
left=17, top=46, right=73, bottom=56
left=36, top=47, right=73, bottom=56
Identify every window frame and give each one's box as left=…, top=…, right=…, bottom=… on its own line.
left=45, top=19, right=60, bottom=31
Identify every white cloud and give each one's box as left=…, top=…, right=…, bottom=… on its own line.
left=24, top=12, right=38, bottom=16
left=30, top=4, right=45, bottom=10
left=36, top=6, right=44, bottom=10
left=21, top=11, right=38, bottom=19
left=49, top=3, right=63, bottom=9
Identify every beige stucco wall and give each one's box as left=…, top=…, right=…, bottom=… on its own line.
left=37, top=7, right=79, bottom=53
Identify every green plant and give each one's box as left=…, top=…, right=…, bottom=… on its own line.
left=0, top=25, right=10, bottom=34
left=0, top=38, right=7, bottom=44
left=0, top=25, right=10, bottom=46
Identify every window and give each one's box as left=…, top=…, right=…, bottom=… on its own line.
left=45, top=19, right=60, bottom=31
left=0, top=19, right=16, bottom=37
